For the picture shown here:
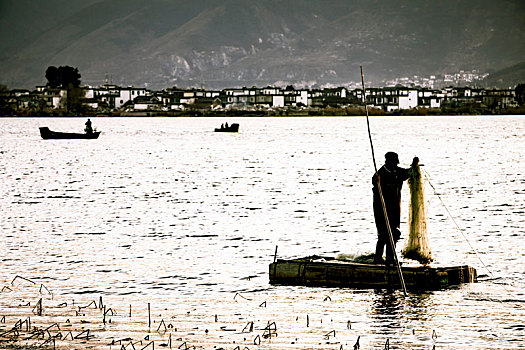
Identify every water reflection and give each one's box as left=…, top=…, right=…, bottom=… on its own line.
left=405, top=292, right=433, bottom=323
left=371, top=290, right=404, bottom=332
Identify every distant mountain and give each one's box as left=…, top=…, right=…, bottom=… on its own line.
left=480, top=61, right=525, bottom=89
left=1, top=0, right=524, bottom=90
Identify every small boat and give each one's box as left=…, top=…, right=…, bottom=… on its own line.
left=39, top=127, right=101, bottom=139
left=214, top=123, right=239, bottom=133
left=269, top=256, right=477, bottom=291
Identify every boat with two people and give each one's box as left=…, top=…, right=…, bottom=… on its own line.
left=214, top=122, right=239, bottom=133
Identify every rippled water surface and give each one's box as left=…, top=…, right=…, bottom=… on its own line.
left=1, top=116, right=524, bottom=349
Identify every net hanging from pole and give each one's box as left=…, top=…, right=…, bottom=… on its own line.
left=402, top=163, right=433, bottom=265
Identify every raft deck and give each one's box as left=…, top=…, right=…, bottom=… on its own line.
left=269, top=256, right=477, bottom=291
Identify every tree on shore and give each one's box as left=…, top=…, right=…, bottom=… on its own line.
left=45, top=66, right=84, bottom=114
left=45, top=66, right=81, bottom=89
left=0, top=84, right=13, bottom=115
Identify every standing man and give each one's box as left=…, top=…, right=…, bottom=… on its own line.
left=372, top=152, right=418, bottom=264
left=85, top=118, right=93, bottom=134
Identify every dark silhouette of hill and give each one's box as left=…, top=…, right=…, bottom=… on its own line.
left=480, top=62, right=525, bottom=88
left=1, top=0, right=524, bottom=89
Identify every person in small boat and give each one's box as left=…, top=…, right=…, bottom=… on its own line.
left=372, top=152, right=418, bottom=265
left=224, top=122, right=229, bottom=129
left=221, top=123, right=224, bottom=129
left=85, top=118, right=93, bottom=134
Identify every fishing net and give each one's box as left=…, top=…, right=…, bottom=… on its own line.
left=402, top=164, right=433, bottom=264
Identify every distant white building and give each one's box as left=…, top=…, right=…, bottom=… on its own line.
left=398, top=89, right=418, bottom=109
left=83, top=86, right=95, bottom=99
left=94, top=85, right=147, bottom=109
left=297, top=90, right=308, bottom=106
left=272, top=95, right=285, bottom=107
left=43, top=88, right=66, bottom=109
left=418, top=90, right=442, bottom=108
left=115, top=87, right=147, bottom=108
left=262, top=86, right=281, bottom=95
left=364, top=87, right=419, bottom=111
left=132, top=96, right=161, bottom=110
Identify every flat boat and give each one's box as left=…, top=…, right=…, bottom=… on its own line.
left=269, top=256, right=477, bottom=291
left=39, top=127, right=101, bottom=139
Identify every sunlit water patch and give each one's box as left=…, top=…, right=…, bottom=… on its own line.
left=1, top=116, right=524, bottom=349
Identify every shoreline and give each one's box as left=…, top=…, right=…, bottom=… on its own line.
left=1, top=112, right=525, bottom=119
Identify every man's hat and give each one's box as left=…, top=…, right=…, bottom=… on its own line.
left=385, top=152, right=399, bottom=163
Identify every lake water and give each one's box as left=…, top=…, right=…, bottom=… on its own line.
left=0, top=116, right=524, bottom=349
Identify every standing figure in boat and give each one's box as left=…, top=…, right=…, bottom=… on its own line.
left=372, top=152, right=418, bottom=265
left=85, top=118, right=93, bottom=134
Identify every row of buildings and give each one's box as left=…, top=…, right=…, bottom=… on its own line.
left=4, top=83, right=521, bottom=115
left=381, top=70, right=490, bottom=90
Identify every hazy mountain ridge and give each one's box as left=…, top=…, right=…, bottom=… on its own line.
left=1, top=0, right=524, bottom=89
left=480, top=62, right=525, bottom=88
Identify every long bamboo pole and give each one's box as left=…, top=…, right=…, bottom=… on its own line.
left=360, top=66, right=407, bottom=296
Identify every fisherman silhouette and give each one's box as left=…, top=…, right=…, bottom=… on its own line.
left=85, top=118, right=93, bottom=134
left=372, top=152, right=418, bottom=265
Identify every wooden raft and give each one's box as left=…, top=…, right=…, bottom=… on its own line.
left=269, top=256, right=477, bottom=291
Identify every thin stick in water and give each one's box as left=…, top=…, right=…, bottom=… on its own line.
left=148, top=302, right=151, bottom=328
